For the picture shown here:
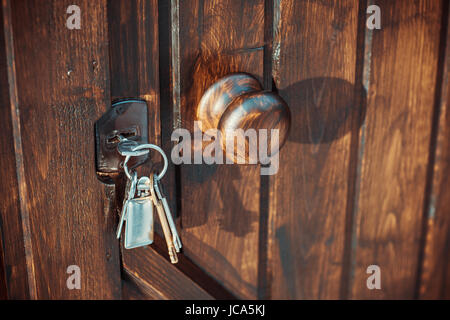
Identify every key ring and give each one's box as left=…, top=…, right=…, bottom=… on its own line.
left=123, top=144, right=168, bottom=181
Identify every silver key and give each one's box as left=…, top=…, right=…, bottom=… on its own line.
left=116, top=171, right=138, bottom=239
left=153, top=174, right=182, bottom=252
left=123, top=176, right=154, bottom=249
left=149, top=174, right=178, bottom=264
left=117, top=138, right=149, bottom=157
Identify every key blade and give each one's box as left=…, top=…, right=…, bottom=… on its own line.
left=154, top=174, right=182, bottom=250
left=117, top=171, right=137, bottom=240
left=116, top=200, right=128, bottom=239
left=153, top=177, right=165, bottom=200
left=168, top=246, right=178, bottom=264
left=173, top=235, right=182, bottom=252
left=149, top=174, right=179, bottom=262
left=127, top=172, right=138, bottom=198
left=160, top=196, right=182, bottom=250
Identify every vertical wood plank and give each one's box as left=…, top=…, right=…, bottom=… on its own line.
left=108, top=0, right=167, bottom=294
left=269, top=0, right=360, bottom=299
left=0, top=9, right=17, bottom=297
left=109, top=0, right=160, bottom=109
left=5, top=0, right=121, bottom=299
left=178, top=0, right=265, bottom=299
left=108, top=0, right=162, bottom=178
left=107, top=0, right=161, bottom=225
left=351, top=0, right=444, bottom=299
left=108, top=0, right=234, bottom=299
left=0, top=0, right=35, bottom=299
left=0, top=233, right=6, bottom=299
left=418, top=3, right=450, bottom=300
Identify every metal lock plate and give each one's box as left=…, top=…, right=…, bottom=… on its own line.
left=95, top=99, right=149, bottom=183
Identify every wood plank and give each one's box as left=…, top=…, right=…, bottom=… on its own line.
left=178, top=0, right=265, bottom=299
left=0, top=21, right=11, bottom=295
left=0, top=233, right=5, bottom=299
left=108, top=0, right=226, bottom=299
left=351, top=0, right=444, bottom=299
left=269, top=0, right=360, bottom=299
left=122, top=244, right=213, bottom=299
left=7, top=0, right=121, bottom=299
left=107, top=0, right=161, bottom=201
left=418, top=3, right=450, bottom=300
left=0, top=0, right=30, bottom=299
left=122, top=274, right=154, bottom=300
left=108, top=0, right=173, bottom=295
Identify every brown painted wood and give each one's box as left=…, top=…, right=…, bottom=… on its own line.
left=0, top=25, right=9, bottom=294
left=178, top=0, right=265, bottom=299
left=0, top=0, right=30, bottom=299
left=122, top=273, right=154, bottom=300
left=149, top=232, right=237, bottom=299
left=107, top=0, right=165, bottom=290
left=107, top=0, right=162, bottom=210
left=269, top=0, right=361, bottom=299
left=419, top=3, right=450, bottom=300
left=1, top=0, right=122, bottom=299
left=1, top=0, right=448, bottom=301
left=108, top=0, right=232, bottom=299
left=350, top=0, right=444, bottom=299
left=0, top=234, right=6, bottom=299
left=121, top=244, right=213, bottom=299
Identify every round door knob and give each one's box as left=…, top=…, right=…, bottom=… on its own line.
left=196, top=73, right=291, bottom=163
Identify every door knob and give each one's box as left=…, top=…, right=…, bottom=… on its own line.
left=196, top=73, right=291, bottom=163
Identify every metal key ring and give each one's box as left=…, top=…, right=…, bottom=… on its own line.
left=123, top=144, right=168, bottom=181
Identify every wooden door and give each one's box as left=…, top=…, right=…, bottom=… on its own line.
left=0, top=0, right=449, bottom=300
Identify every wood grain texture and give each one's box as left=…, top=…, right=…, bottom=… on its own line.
left=350, top=0, right=444, bottom=299
left=418, top=3, right=450, bottom=300
left=269, top=0, right=360, bottom=299
left=107, top=0, right=166, bottom=293
left=0, top=0, right=31, bottom=299
left=122, top=273, right=155, bottom=300
left=6, top=0, right=121, bottom=299
left=0, top=23, right=9, bottom=295
left=107, top=0, right=162, bottom=224
left=121, top=244, right=213, bottom=299
left=0, top=232, right=5, bottom=299
left=1, top=0, right=447, bottom=301
left=108, top=0, right=234, bottom=299
left=179, top=0, right=265, bottom=299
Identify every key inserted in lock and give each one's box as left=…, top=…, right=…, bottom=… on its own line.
left=95, top=99, right=149, bottom=183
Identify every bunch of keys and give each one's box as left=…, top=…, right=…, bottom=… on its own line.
left=115, top=137, right=182, bottom=264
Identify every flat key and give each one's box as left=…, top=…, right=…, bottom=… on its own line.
left=153, top=174, right=182, bottom=252
left=116, top=171, right=137, bottom=239
left=149, top=174, right=178, bottom=264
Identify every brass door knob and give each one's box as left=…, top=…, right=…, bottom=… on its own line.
left=196, top=73, right=291, bottom=163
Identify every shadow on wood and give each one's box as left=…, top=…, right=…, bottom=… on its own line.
left=283, top=77, right=366, bottom=144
